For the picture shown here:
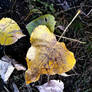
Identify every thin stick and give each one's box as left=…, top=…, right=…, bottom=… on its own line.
left=58, top=10, right=81, bottom=41
left=56, top=35, right=86, bottom=44
left=4, top=86, right=10, bottom=92
left=87, top=9, right=92, bottom=16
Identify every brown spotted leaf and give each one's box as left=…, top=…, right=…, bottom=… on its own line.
left=25, top=25, right=76, bottom=84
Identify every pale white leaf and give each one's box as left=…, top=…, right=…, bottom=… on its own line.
left=14, top=64, right=26, bottom=71
left=0, top=57, right=15, bottom=82
left=36, top=80, right=64, bottom=92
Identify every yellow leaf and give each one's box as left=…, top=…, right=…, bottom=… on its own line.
left=0, top=18, right=25, bottom=45
left=30, top=25, right=56, bottom=45
left=25, top=25, right=76, bottom=84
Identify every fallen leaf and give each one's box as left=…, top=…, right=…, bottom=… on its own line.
left=0, top=18, right=25, bottom=45
left=0, top=56, right=15, bottom=82
left=36, top=80, right=64, bottom=92
left=0, top=56, right=26, bottom=82
left=26, top=14, right=56, bottom=35
left=25, top=25, right=76, bottom=84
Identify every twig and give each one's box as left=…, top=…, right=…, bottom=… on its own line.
left=58, top=10, right=81, bottom=41
left=85, top=31, right=92, bottom=35
left=87, top=9, right=92, bottom=16
left=4, top=86, right=10, bottom=92
left=56, top=35, right=86, bottom=44
left=56, top=5, right=92, bottom=16
left=11, top=0, right=17, bottom=10
left=24, top=12, right=32, bottom=21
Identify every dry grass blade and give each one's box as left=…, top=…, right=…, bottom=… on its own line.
left=56, top=35, right=86, bottom=44
left=58, top=10, right=81, bottom=41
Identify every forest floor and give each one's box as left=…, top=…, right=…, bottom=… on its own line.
left=0, top=0, right=92, bottom=92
